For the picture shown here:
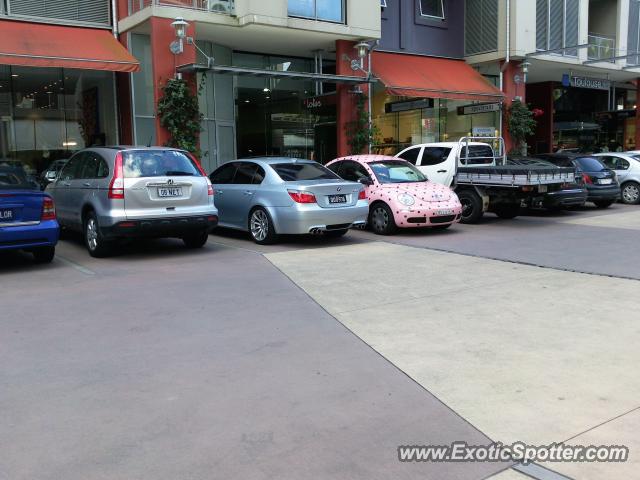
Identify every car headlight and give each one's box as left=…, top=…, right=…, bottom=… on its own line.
left=397, top=193, right=415, bottom=206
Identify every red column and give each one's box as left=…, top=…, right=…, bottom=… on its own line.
left=501, top=60, right=525, bottom=153
left=635, top=80, right=640, bottom=150
left=116, top=33, right=133, bottom=145
left=149, top=17, right=197, bottom=146
left=336, top=40, right=367, bottom=157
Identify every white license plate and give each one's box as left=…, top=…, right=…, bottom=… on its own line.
left=158, top=187, right=183, bottom=197
left=436, top=209, right=454, bottom=216
left=598, top=178, right=613, bottom=185
left=0, top=208, right=13, bottom=220
left=328, top=194, right=347, bottom=204
left=538, top=185, right=548, bottom=193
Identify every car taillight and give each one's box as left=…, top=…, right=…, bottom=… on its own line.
left=41, top=197, right=56, bottom=220
left=208, top=184, right=214, bottom=196
left=582, top=173, right=593, bottom=184
left=108, top=152, right=125, bottom=199
left=288, top=190, right=316, bottom=204
left=187, top=152, right=208, bottom=177
left=358, top=189, right=367, bottom=200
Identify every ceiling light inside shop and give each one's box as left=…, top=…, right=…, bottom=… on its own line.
left=11, top=74, right=18, bottom=78
left=263, top=87, right=270, bottom=92
left=244, top=100, right=250, bottom=103
left=62, top=141, right=78, bottom=147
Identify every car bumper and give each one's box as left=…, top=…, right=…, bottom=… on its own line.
left=538, top=189, right=588, bottom=208
left=392, top=204, right=463, bottom=228
left=0, top=219, right=59, bottom=251
left=269, top=202, right=369, bottom=235
left=586, top=185, right=621, bottom=201
left=100, top=214, right=219, bottom=239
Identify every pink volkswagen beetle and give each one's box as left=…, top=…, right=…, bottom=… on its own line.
left=326, top=155, right=462, bottom=235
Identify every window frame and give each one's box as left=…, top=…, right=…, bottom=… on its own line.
left=287, top=0, right=346, bottom=24
left=418, top=0, right=445, bottom=20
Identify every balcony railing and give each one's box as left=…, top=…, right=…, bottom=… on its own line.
left=129, top=0, right=235, bottom=16
left=587, top=34, right=616, bottom=62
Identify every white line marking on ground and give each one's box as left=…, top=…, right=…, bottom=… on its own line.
left=56, top=256, right=96, bottom=276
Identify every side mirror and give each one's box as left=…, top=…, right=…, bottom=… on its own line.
left=359, top=177, right=373, bottom=186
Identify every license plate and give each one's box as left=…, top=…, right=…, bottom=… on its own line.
left=328, top=194, right=347, bottom=204
left=0, top=208, right=13, bottom=220
left=158, top=187, right=183, bottom=197
left=598, top=178, right=613, bottom=185
left=538, top=185, right=548, bottom=193
left=436, top=209, right=454, bottom=216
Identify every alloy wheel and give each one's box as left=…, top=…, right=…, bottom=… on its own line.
left=86, top=218, right=98, bottom=251
left=622, top=184, right=640, bottom=204
left=250, top=210, right=269, bottom=242
left=371, top=206, right=389, bottom=231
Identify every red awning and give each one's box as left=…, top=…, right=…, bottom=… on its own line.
left=372, top=51, right=503, bottom=102
left=0, top=20, right=140, bottom=73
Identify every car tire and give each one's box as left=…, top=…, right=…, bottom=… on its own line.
left=620, top=181, right=640, bottom=205
left=249, top=207, right=278, bottom=245
left=182, top=230, right=209, bottom=249
left=84, top=211, right=112, bottom=258
left=324, top=228, right=349, bottom=238
left=369, top=203, right=397, bottom=235
left=32, top=246, right=55, bottom=264
left=594, top=200, right=614, bottom=209
left=457, top=190, right=484, bottom=224
left=493, top=203, right=520, bottom=219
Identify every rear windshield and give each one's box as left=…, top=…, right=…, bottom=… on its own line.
left=575, top=157, right=606, bottom=172
left=369, top=161, right=427, bottom=184
left=460, top=145, right=496, bottom=165
left=0, top=167, right=35, bottom=190
left=123, top=150, right=202, bottom=178
left=271, top=162, right=339, bottom=181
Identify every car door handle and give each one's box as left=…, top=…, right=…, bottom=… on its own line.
left=243, top=191, right=254, bottom=196
left=216, top=190, right=224, bottom=195
left=62, top=182, right=71, bottom=187
left=437, top=170, right=447, bottom=173
left=83, top=182, right=92, bottom=187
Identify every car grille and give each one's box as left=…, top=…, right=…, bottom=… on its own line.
left=430, top=215, right=456, bottom=224
left=407, top=217, right=427, bottom=224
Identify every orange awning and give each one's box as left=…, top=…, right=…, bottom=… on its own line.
left=372, top=51, right=503, bottom=102
left=0, top=20, right=140, bottom=73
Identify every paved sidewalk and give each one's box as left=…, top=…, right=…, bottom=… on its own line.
left=267, top=241, right=640, bottom=479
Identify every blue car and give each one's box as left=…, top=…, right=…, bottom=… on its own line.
left=0, top=165, right=59, bottom=263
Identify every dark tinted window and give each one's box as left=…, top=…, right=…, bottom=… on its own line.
left=80, top=152, right=109, bottom=179
left=460, top=145, right=495, bottom=165
left=210, top=163, right=236, bottom=184
left=397, top=147, right=421, bottom=165
left=253, top=165, right=266, bottom=184
left=123, top=150, right=202, bottom=178
left=339, top=161, right=370, bottom=182
left=537, top=156, right=573, bottom=167
left=575, top=157, right=606, bottom=172
left=271, top=162, right=339, bottom=181
left=600, top=156, right=629, bottom=170
left=0, top=167, right=34, bottom=190
left=369, top=161, right=427, bottom=184
left=422, top=147, right=452, bottom=166
left=59, top=154, right=83, bottom=181
left=233, top=163, right=259, bottom=184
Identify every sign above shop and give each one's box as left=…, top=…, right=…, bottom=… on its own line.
left=457, top=102, right=501, bottom=116
left=385, top=98, right=434, bottom=113
left=472, top=127, right=496, bottom=137
left=303, top=93, right=336, bottom=110
left=563, top=74, right=611, bottom=90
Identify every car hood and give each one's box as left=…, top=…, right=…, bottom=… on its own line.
left=379, top=181, right=454, bottom=202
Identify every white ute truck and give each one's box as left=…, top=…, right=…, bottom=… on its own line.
left=396, top=137, right=576, bottom=223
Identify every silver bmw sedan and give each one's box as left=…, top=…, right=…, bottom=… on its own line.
left=209, top=158, right=368, bottom=244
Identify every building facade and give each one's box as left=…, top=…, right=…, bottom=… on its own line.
left=466, top=0, right=640, bottom=153
left=116, top=0, right=381, bottom=172
left=0, top=0, right=138, bottom=178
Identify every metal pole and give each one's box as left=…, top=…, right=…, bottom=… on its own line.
left=367, top=50, right=372, bottom=154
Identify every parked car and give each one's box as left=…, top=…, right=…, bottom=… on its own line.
left=46, top=147, right=218, bottom=257
left=396, top=140, right=576, bottom=223
left=209, top=158, right=368, bottom=244
left=0, top=165, right=59, bottom=263
left=593, top=152, right=640, bottom=204
left=506, top=156, right=588, bottom=209
left=40, top=159, right=68, bottom=190
left=534, top=153, right=620, bottom=208
left=326, top=155, right=462, bottom=235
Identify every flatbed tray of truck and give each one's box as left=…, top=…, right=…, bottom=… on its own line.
left=457, top=165, right=575, bottom=186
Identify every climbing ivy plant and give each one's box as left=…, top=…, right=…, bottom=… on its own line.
left=506, top=100, right=537, bottom=155
left=157, top=77, right=203, bottom=156
left=345, top=93, right=380, bottom=155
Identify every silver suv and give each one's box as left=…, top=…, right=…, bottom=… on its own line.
left=46, top=147, right=218, bottom=257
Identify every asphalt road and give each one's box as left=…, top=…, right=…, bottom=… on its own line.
left=1, top=203, right=638, bottom=480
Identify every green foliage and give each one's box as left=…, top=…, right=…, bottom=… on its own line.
left=507, top=100, right=537, bottom=155
left=157, top=77, right=203, bottom=156
left=345, top=93, right=380, bottom=155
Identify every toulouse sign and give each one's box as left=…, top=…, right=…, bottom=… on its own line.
left=563, top=74, right=611, bottom=91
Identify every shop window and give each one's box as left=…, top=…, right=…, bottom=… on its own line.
left=288, top=0, right=345, bottom=23
left=419, top=0, right=445, bottom=19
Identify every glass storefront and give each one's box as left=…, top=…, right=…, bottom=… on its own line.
left=371, top=83, right=500, bottom=155
left=0, top=65, right=117, bottom=180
